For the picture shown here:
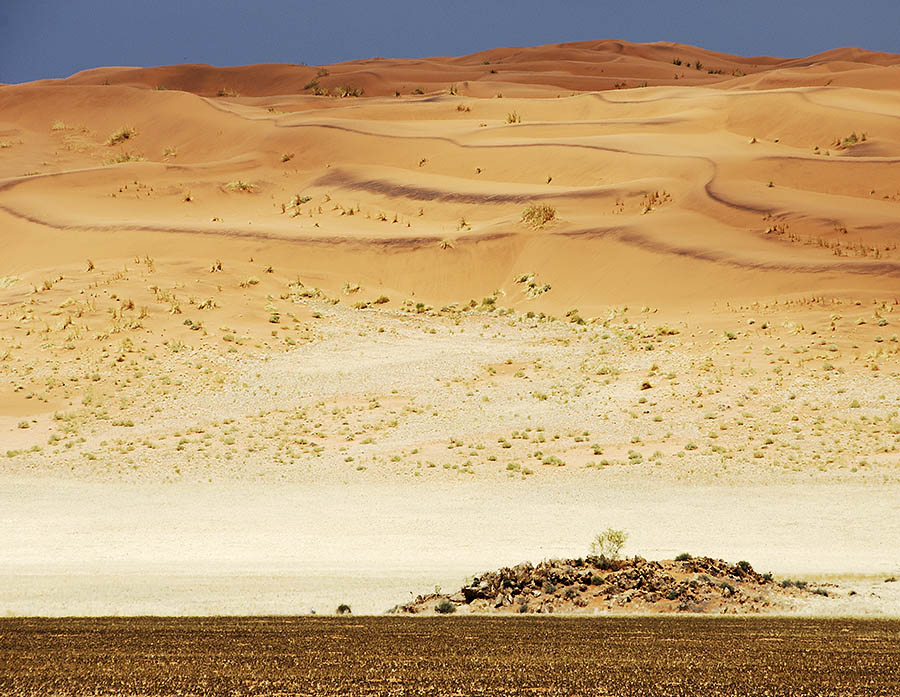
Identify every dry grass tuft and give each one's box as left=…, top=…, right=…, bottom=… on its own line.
left=521, top=203, right=556, bottom=228
left=225, top=180, right=254, bottom=192
left=105, top=127, right=137, bottom=146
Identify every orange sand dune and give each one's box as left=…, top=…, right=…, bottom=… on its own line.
left=2, top=39, right=899, bottom=317
left=23, top=39, right=899, bottom=97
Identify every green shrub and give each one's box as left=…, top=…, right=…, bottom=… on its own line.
left=435, top=598, right=456, bottom=614
left=780, top=579, right=808, bottom=590
left=675, top=552, right=692, bottom=562
left=590, top=528, right=628, bottom=559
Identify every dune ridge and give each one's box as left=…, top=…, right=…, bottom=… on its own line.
left=25, top=39, right=900, bottom=97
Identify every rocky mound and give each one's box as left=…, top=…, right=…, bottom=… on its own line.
left=394, top=556, right=832, bottom=615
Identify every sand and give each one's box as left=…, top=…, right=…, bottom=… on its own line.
left=1, top=39, right=898, bottom=616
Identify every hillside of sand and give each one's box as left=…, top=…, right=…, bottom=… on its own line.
left=1, top=40, right=899, bottom=615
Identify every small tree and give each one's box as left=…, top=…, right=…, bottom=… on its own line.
left=590, top=528, right=628, bottom=559
left=336, top=603, right=352, bottom=615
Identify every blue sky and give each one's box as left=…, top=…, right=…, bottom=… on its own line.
left=2, top=0, right=898, bottom=83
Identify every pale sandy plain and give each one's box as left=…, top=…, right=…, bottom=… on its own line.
left=1, top=40, right=899, bottom=615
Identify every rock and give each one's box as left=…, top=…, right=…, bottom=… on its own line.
left=396, top=555, right=833, bottom=616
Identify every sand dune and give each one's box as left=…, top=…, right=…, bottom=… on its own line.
left=35, top=40, right=899, bottom=96
left=2, top=37, right=898, bottom=437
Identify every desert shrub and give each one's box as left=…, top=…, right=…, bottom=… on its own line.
left=837, top=132, right=865, bottom=148
left=588, top=554, right=617, bottom=571
left=736, top=560, right=752, bottom=573
left=105, top=126, right=136, bottom=145
left=106, top=151, right=145, bottom=164
left=675, top=552, right=692, bottom=562
left=337, top=85, right=363, bottom=98
left=566, top=309, right=585, bottom=325
left=435, top=599, right=456, bottom=614
left=336, top=603, right=352, bottom=615
left=590, top=528, right=628, bottom=559
left=780, top=579, right=808, bottom=589
left=521, top=203, right=556, bottom=228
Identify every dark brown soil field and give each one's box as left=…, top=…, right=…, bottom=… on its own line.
left=2, top=617, right=899, bottom=696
